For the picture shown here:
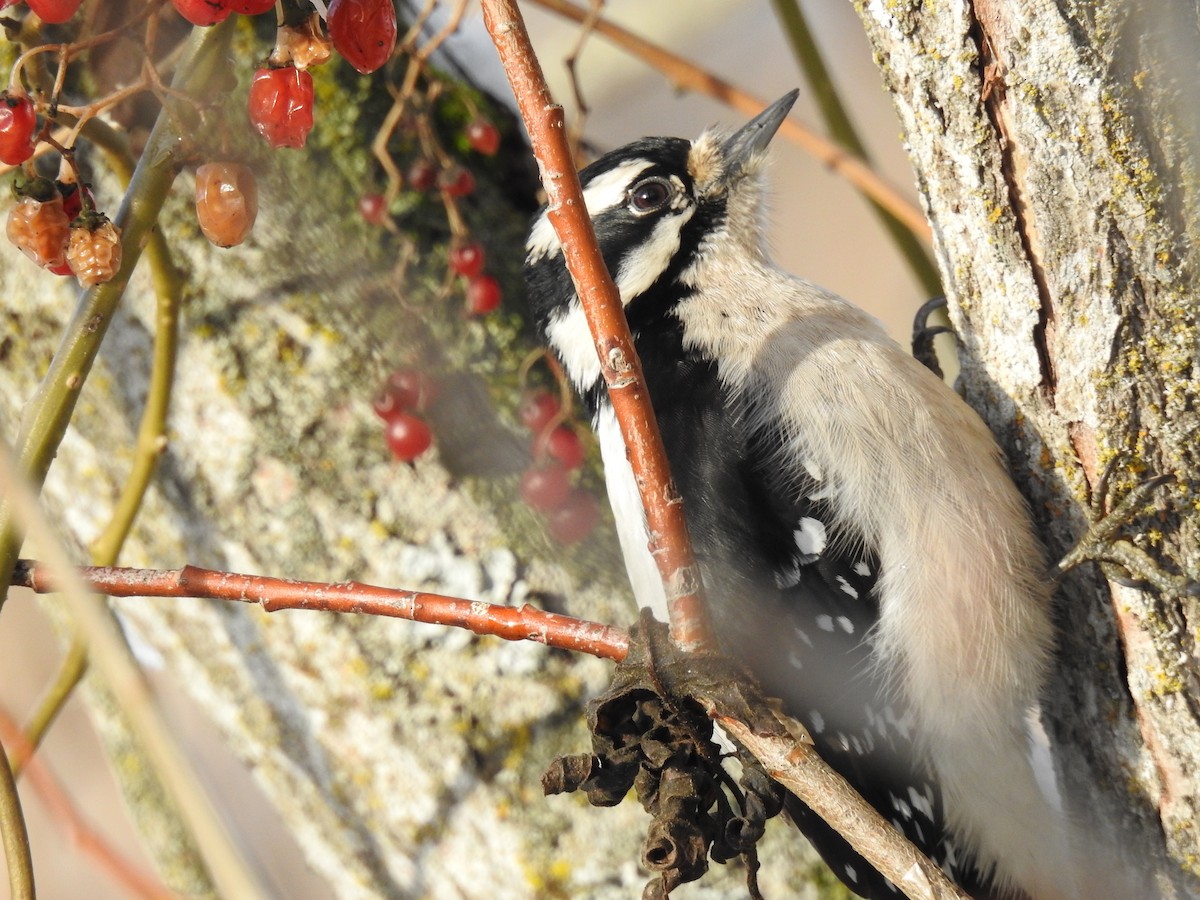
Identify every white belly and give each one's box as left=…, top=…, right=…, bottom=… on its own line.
left=595, top=404, right=669, bottom=620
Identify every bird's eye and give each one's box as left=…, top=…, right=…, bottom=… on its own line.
left=628, top=178, right=673, bottom=214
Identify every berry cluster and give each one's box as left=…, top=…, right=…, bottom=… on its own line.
left=362, top=118, right=504, bottom=317
left=5, top=172, right=121, bottom=286
left=518, top=390, right=600, bottom=545
left=373, top=369, right=436, bottom=463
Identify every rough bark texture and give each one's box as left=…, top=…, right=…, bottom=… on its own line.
left=853, top=0, right=1200, bottom=894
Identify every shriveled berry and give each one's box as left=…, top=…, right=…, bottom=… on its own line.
left=465, top=119, right=500, bottom=156
left=520, top=464, right=571, bottom=512
left=248, top=66, right=314, bottom=149
left=227, top=0, right=275, bottom=12
left=170, top=0, right=231, bottom=26
left=406, top=159, right=436, bottom=192
left=67, top=213, right=123, bottom=287
left=271, top=19, right=333, bottom=69
left=547, top=489, right=601, bottom=544
left=26, top=0, right=83, bottom=22
left=0, top=92, right=37, bottom=166
left=544, top=424, right=585, bottom=470
left=518, top=390, right=560, bottom=433
left=438, top=166, right=476, bottom=198
left=466, top=274, right=501, bottom=315
left=326, top=0, right=398, bottom=74
left=195, top=162, right=259, bottom=248
left=449, top=241, right=485, bottom=278
left=384, top=412, right=433, bottom=461
left=358, top=193, right=387, bottom=225
left=6, top=190, right=70, bottom=270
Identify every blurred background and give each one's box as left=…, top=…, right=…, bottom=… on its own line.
left=1, top=1, right=931, bottom=897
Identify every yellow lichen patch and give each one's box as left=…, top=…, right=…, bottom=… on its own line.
left=369, top=680, right=394, bottom=701
left=1149, top=668, right=1184, bottom=697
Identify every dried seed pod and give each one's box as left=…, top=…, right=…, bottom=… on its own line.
left=67, top=213, right=123, bottom=287
left=194, top=162, right=258, bottom=248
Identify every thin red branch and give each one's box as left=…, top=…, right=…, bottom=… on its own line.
left=480, top=0, right=715, bottom=652
left=0, top=708, right=173, bottom=900
left=12, top=561, right=629, bottom=662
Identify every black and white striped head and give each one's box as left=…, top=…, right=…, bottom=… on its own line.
left=523, top=91, right=798, bottom=396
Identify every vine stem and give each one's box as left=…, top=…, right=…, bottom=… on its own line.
left=480, top=0, right=716, bottom=652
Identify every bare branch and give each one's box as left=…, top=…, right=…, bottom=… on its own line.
left=12, top=561, right=630, bottom=662
left=715, top=713, right=972, bottom=900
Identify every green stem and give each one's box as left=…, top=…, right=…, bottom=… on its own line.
left=11, top=632, right=87, bottom=779
left=0, top=21, right=234, bottom=609
left=770, top=0, right=942, bottom=296
left=9, top=114, right=184, bottom=765
left=0, top=735, right=35, bottom=900
left=86, top=129, right=184, bottom=568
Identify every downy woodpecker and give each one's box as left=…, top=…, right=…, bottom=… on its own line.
left=524, top=92, right=1073, bottom=899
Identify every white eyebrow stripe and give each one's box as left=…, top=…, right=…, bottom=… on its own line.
left=525, top=160, right=655, bottom=262
left=613, top=206, right=693, bottom=302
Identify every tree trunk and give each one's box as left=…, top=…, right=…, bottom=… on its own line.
left=852, top=0, right=1200, bottom=894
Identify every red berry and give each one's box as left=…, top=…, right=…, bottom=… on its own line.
left=520, top=464, right=571, bottom=512
left=466, top=274, right=501, bottom=315
left=544, top=424, right=585, bottom=470
left=449, top=241, right=485, bottom=278
left=465, top=119, right=500, bottom=156
left=26, top=0, right=83, bottom=22
left=358, top=193, right=387, bottom=225
left=58, top=181, right=94, bottom=221
left=373, top=369, right=436, bottom=419
left=194, top=162, right=259, bottom=248
left=226, top=0, right=275, bottom=12
left=170, top=0, right=231, bottom=26
left=406, top=160, right=436, bottom=192
left=384, top=413, right=433, bottom=461
left=248, top=66, right=314, bottom=149
left=519, top=391, right=560, bottom=433
left=0, top=92, right=37, bottom=166
left=326, top=0, right=398, bottom=75
left=438, top=166, right=475, bottom=198
left=547, top=489, right=601, bottom=544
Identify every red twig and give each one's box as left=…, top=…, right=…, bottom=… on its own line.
left=480, top=0, right=715, bottom=652
left=12, top=561, right=629, bottom=662
left=0, top=708, right=173, bottom=900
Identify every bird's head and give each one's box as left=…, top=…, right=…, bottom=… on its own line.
left=523, top=91, right=798, bottom=393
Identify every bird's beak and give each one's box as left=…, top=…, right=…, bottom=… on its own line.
left=718, top=89, right=799, bottom=187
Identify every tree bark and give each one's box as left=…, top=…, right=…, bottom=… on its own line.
left=852, top=0, right=1200, bottom=894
